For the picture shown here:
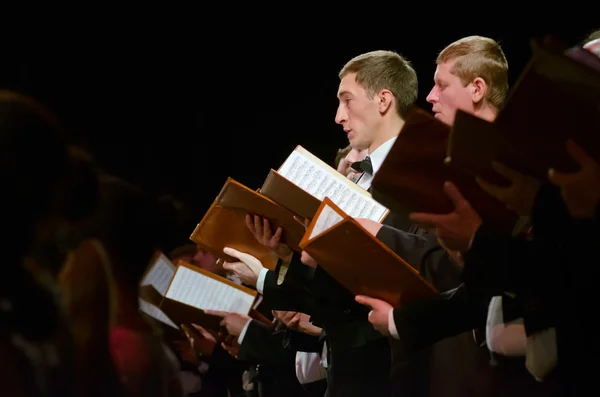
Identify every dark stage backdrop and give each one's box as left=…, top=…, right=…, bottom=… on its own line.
left=1, top=19, right=597, bottom=219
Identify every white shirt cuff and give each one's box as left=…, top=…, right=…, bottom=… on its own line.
left=388, top=308, right=400, bottom=340
left=256, top=268, right=269, bottom=295
left=237, top=319, right=252, bottom=345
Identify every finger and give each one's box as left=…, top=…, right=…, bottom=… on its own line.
left=191, top=324, right=211, bottom=339
left=409, top=212, right=446, bottom=227
left=475, top=176, right=507, bottom=200
left=491, top=162, right=522, bottom=182
left=547, top=167, right=574, bottom=186
left=223, top=247, right=253, bottom=263
left=566, top=139, right=594, bottom=168
left=219, top=318, right=227, bottom=327
left=263, top=218, right=274, bottom=239
left=443, top=181, right=469, bottom=210
left=355, top=295, right=376, bottom=309
left=245, top=214, right=255, bottom=233
left=204, top=309, right=229, bottom=318
left=367, top=310, right=374, bottom=322
left=293, top=216, right=307, bottom=229
left=272, top=226, right=283, bottom=243
left=282, top=311, right=298, bottom=323
left=287, top=315, right=300, bottom=328
left=222, top=262, right=242, bottom=274
left=254, top=215, right=263, bottom=236
left=300, top=251, right=316, bottom=267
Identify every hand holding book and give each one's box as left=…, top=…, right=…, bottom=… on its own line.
left=204, top=310, right=252, bottom=338
left=245, top=214, right=293, bottom=263
left=354, top=295, right=393, bottom=336
left=547, top=140, right=600, bottom=219
left=475, top=162, right=542, bottom=217
left=221, top=247, right=265, bottom=287
left=409, top=181, right=482, bottom=253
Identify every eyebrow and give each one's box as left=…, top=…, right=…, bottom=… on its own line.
left=337, top=90, right=352, bottom=99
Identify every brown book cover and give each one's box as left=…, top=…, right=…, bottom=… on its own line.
left=261, top=145, right=389, bottom=223
left=159, top=261, right=258, bottom=332
left=261, top=169, right=321, bottom=220
left=491, top=41, right=600, bottom=173
left=299, top=197, right=437, bottom=307
left=371, top=107, right=519, bottom=232
left=190, top=177, right=305, bottom=269
left=447, top=110, right=549, bottom=184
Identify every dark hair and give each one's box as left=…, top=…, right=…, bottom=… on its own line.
left=154, top=194, right=203, bottom=255
left=335, top=144, right=352, bottom=169
left=0, top=91, right=71, bottom=254
left=0, top=91, right=71, bottom=340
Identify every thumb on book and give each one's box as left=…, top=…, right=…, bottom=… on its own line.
left=223, top=247, right=242, bottom=259
left=355, top=295, right=377, bottom=309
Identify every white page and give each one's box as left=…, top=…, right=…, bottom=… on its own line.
left=309, top=204, right=344, bottom=240
left=165, top=267, right=255, bottom=314
left=141, top=253, right=175, bottom=296
left=279, top=147, right=387, bottom=222
left=138, top=298, right=179, bottom=329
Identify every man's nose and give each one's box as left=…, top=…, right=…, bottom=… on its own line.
left=335, top=105, right=347, bottom=125
left=426, top=88, right=438, bottom=104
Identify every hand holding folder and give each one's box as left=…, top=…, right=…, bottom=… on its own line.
left=299, top=197, right=437, bottom=307
left=409, top=181, right=483, bottom=254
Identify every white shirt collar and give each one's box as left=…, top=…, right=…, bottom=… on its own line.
left=368, top=136, right=397, bottom=176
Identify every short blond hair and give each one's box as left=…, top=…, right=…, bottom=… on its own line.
left=437, top=36, right=508, bottom=109
left=335, top=144, right=352, bottom=169
left=339, top=50, right=418, bottom=118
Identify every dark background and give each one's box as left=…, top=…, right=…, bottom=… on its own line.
left=1, top=20, right=597, bottom=216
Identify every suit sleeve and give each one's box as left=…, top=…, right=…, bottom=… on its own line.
left=210, top=343, right=248, bottom=370
left=376, top=225, right=435, bottom=270
left=261, top=255, right=314, bottom=313
left=237, top=320, right=297, bottom=368
left=391, top=284, right=490, bottom=354
left=376, top=224, right=464, bottom=292
left=282, top=328, right=324, bottom=353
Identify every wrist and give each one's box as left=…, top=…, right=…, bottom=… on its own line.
left=279, top=246, right=293, bottom=263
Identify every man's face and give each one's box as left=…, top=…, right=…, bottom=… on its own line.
left=336, top=147, right=369, bottom=179
left=426, top=60, right=475, bottom=126
left=335, top=73, right=381, bottom=151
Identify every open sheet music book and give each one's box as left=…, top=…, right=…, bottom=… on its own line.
left=299, top=197, right=437, bottom=307
left=261, top=145, right=389, bottom=223
left=139, top=252, right=176, bottom=307
left=139, top=299, right=179, bottom=330
left=160, top=261, right=258, bottom=331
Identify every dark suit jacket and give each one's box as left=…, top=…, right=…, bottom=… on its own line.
left=390, top=284, right=491, bottom=355
left=195, top=345, right=247, bottom=397
left=376, top=211, right=499, bottom=397
left=238, top=320, right=308, bottom=397
left=462, top=184, right=599, bottom=395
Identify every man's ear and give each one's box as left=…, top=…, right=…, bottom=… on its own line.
left=470, top=77, right=487, bottom=104
left=377, top=89, right=394, bottom=114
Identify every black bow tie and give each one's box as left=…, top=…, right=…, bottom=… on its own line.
left=351, top=156, right=373, bottom=175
